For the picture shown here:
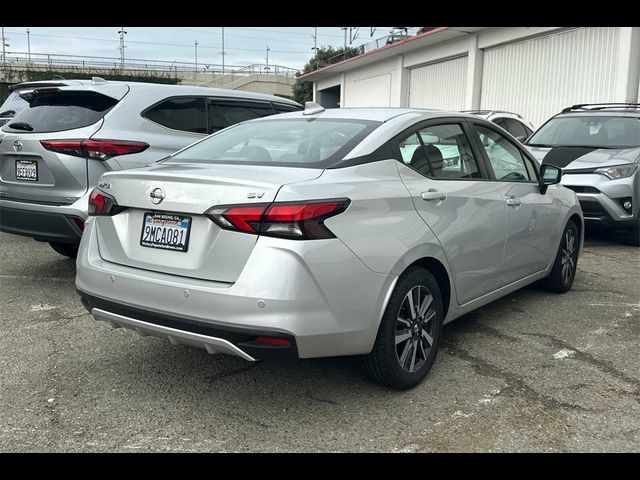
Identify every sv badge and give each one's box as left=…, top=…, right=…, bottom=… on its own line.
left=247, top=192, right=265, bottom=199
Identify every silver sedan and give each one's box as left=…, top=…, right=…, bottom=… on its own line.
left=76, top=105, right=583, bottom=390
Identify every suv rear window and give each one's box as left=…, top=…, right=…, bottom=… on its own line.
left=1, top=90, right=118, bottom=133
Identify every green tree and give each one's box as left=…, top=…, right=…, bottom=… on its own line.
left=293, top=46, right=360, bottom=104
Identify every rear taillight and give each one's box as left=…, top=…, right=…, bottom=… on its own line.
left=41, top=139, right=149, bottom=160
left=88, top=188, right=121, bottom=216
left=206, top=199, right=350, bottom=240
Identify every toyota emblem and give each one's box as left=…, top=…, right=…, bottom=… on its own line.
left=150, top=187, right=165, bottom=205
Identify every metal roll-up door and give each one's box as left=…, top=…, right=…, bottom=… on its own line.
left=481, top=27, right=621, bottom=127
left=408, top=56, right=468, bottom=110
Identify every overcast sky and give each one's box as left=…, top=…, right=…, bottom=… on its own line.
left=1, top=27, right=417, bottom=71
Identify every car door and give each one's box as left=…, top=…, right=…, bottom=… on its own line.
left=394, top=120, right=508, bottom=305
left=470, top=122, right=557, bottom=284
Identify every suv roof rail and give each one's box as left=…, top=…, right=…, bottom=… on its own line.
left=562, top=103, right=640, bottom=112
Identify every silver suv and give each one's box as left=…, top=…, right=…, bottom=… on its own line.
left=76, top=105, right=583, bottom=390
left=526, top=104, right=640, bottom=245
left=0, top=78, right=301, bottom=257
left=463, top=110, right=535, bottom=142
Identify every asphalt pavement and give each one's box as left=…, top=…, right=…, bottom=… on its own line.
left=0, top=230, right=638, bottom=452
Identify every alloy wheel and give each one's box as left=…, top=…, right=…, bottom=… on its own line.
left=561, top=229, right=576, bottom=285
left=395, top=285, right=436, bottom=373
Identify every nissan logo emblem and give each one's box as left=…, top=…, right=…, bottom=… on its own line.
left=13, top=140, right=23, bottom=152
left=150, top=187, right=165, bottom=205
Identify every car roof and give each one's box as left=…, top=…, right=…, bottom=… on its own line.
left=556, top=109, right=640, bottom=118
left=266, top=107, right=475, bottom=122
left=8, top=78, right=301, bottom=106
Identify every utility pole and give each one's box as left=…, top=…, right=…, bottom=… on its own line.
left=221, top=27, right=225, bottom=75
left=194, top=40, right=198, bottom=74
left=265, top=46, right=270, bottom=71
left=26, top=28, right=31, bottom=64
left=118, top=27, right=127, bottom=69
left=311, top=27, right=319, bottom=70
left=341, top=27, right=347, bottom=48
left=312, top=27, right=318, bottom=53
left=1, top=27, right=6, bottom=66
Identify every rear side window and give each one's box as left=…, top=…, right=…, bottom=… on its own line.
left=1, top=91, right=118, bottom=133
left=274, top=103, right=302, bottom=113
left=396, top=124, right=482, bottom=179
left=215, top=101, right=275, bottom=125
left=505, top=119, right=528, bottom=140
left=143, top=97, right=207, bottom=134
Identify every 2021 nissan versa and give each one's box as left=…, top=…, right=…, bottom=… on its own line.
left=76, top=105, right=583, bottom=389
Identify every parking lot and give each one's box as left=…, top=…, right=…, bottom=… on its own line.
left=0, top=230, right=637, bottom=452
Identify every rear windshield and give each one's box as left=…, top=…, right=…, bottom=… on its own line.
left=164, top=118, right=381, bottom=168
left=528, top=115, right=640, bottom=149
left=1, top=90, right=119, bottom=133
left=0, top=90, right=28, bottom=117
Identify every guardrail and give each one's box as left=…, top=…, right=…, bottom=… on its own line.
left=201, top=63, right=299, bottom=86
left=0, top=51, right=297, bottom=77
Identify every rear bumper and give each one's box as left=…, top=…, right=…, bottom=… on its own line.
left=76, top=217, right=396, bottom=360
left=78, top=291, right=298, bottom=361
left=0, top=194, right=89, bottom=244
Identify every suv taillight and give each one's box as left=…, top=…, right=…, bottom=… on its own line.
left=41, top=139, right=149, bottom=160
left=206, top=199, right=350, bottom=240
left=88, top=188, right=122, bottom=216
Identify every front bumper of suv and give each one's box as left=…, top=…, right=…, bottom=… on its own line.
left=0, top=192, right=90, bottom=244
left=561, top=172, right=638, bottom=229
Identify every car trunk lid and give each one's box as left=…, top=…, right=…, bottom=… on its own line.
left=94, top=162, right=323, bottom=282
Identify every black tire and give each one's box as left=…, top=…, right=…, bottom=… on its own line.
left=48, top=241, right=79, bottom=259
left=364, top=266, right=444, bottom=390
left=624, top=222, right=640, bottom=247
left=539, top=220, right=579, bottom=293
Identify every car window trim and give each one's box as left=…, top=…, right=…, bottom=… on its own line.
left=467, top=120, right=540, bottom=184
left=387, top=117, right=492, bottom=182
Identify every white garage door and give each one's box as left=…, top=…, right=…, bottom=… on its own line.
left=408, top=56, right=468, bottom=110
left=481, top=27, right=621, bottom=127
left=345, top=73, right=392, bottom=107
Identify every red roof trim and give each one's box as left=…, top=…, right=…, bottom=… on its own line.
left=298, top=27, right=450, bottom=80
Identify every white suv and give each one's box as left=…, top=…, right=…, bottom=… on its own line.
left=462, top=110, right=535, bottom=142
left=0, top=78, right=301, bottom=257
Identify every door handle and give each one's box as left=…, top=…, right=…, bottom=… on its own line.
left=506, top=197, right=522, bottom=207
left=421, top=190, right=447, bottom=202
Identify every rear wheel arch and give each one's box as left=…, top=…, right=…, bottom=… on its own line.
left=404, top=257, right=452, bottom=320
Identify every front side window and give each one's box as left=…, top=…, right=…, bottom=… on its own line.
left=475, top=125, right=532, bottom=182
left=527, top=115, right=640, bottom=149
left=396, top=124, right=482, bottom=179
left=143, top=97, right=207, bottom=134
left=165, top=118, right=380, bottom=168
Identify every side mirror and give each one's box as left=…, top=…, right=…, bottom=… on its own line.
left=539, top=164, right=562, bottom=194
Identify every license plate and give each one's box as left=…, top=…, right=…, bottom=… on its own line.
left=140, top=212, right=192, bottom=252
left=15, top=159, right=38, bottom=181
